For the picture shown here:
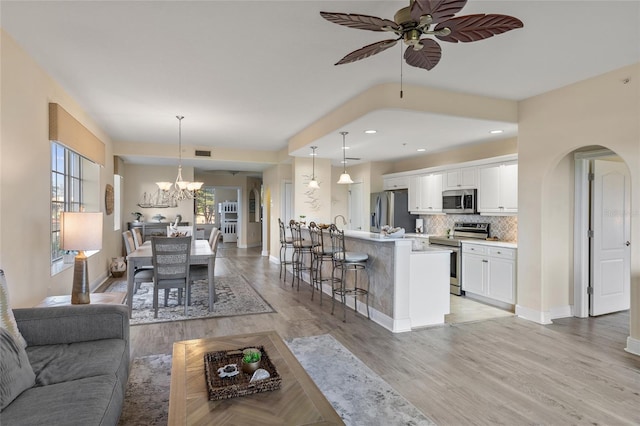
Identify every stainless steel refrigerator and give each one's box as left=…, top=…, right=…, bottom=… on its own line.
left=370, top=190, right=418, bottom=233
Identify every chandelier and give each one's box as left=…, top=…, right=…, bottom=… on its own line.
left=156, top=115, right=203, bottom=201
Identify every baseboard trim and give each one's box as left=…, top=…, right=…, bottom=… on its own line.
left=515, top=304, right=552, bottom=324
left=625, top=336, right=640, bottom=356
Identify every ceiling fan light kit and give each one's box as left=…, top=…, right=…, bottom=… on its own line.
left=320, top=0, right=523, bottom=71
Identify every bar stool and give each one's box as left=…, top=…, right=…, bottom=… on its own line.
left=329, top=224, right=370, bottom=322
left=308, top=222, right=339, bottom=305
left=289, top=220, right=314, bottom=291
left=278, top=219, right=294, bottom=280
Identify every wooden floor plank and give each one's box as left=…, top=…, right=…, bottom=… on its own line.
left=130, top=244, right=640, bottom=425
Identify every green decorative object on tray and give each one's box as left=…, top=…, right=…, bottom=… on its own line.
left=241, top=347, right=261, bottom=373
left=203, top=345, right=281, bottom=401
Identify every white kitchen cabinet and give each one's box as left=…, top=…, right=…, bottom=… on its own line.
left=478, top=161, right=518, bottom=214
left=443, top=167, right=477, bottom=190
left=383, top=175, right=409, bottom=190
left=408, top=173, right=443, bottom=214
left=462, top=243, right=516, bottom=305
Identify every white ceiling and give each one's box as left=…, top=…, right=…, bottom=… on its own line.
left=2, top=1, right=639, bottom=171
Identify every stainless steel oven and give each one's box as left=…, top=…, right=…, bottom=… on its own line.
left=429, top=222, right=490, bottom=295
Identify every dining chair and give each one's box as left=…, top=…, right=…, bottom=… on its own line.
left=308, top=222, right=338, bottom=305
left=151, top=236, right=192, bottom=318
left=122, top=231, right=154, bottom=293
left=132, top=228, right=144, bottom=249
left=190, top=229, right=220, bottom=303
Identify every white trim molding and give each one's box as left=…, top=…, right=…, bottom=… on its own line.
left=625, top=336, right=640, bottom=356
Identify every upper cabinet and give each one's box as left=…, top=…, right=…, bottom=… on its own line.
left=383, top=175, right=409, bottom=190
left=409, top=173, right=443, bottom=214
left=443, top=167, right=477, bottom=190
left=478, top=161, right=518, bottom=214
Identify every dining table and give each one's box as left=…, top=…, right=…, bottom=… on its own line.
left=125, top=239, right=215, bottom=318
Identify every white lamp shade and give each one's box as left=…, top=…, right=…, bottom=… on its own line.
left=308, top=179, right=320, bottom=189
left=61, top=212, right=103, bottom=251
left=337, top=173, right=354, bottom=184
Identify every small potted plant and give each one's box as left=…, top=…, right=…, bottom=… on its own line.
left=131, top=211, right=143, bottom=222
left=241, top=347, right=262, bottom=374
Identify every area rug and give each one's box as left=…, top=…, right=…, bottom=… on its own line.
left=103, top=275, right=274, bottom=325
left=118, top=334, right=435, bottom=426
left=286, top=334, right=435, bottom=426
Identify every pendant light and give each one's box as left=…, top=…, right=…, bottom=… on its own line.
left=156, top=115, right=203, bottom=201
left=337, top=131, right=354, bottom=184
left=308, top=146, right=320, bottom=189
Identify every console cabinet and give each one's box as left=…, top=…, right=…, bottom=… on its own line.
left=461, top=243, right=516, bottom=305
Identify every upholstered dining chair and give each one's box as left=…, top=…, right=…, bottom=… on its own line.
left=189, top=228, right=220, bottom=303
left=122, top=231, right=154, bottom=293
left=151, top=236, right=192, bottom=318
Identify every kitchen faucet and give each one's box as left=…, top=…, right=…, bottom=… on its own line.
left=333, top=214, right=347, bottom=226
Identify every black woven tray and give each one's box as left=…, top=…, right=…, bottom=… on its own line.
left=203, top=345, right=282, bottom=401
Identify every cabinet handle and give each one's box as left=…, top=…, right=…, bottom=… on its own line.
left=626, top=241, right=631, bottom=246
left=482, top=259, right=488, bottom=263
left=496, top=251, right=502, bottom=254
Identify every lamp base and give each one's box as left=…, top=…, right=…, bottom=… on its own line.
left=71, top=252, right=91, bottom=304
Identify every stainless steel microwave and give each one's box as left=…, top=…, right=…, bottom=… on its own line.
left=442, top=189, right=477, bottom=214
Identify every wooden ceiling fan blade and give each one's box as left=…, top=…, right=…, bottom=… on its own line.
left=404, top=39, right=442, bottom=70
left=335, top=39, right=398, bottom=65
left=435, top=14, right=524, bottom=43
left=410, top=0, right=468, bottom=23
left=320, top=11, right=400, bottom=32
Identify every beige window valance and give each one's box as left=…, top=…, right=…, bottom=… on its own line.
left=49, top=103, right=105, bottom=166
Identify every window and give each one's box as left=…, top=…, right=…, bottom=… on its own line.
left=51, top=142, right=99, bottom=263
left=195, top=187, right=216, bottom=224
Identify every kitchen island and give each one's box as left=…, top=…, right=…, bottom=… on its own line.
left=320, top=230, right=451, bottom=332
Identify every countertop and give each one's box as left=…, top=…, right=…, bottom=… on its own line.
left=343, top=230, right=408, bottom=242
left=461, top=240, right=518, bottom=249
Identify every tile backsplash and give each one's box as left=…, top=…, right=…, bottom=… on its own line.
left=419, top=214, right=517, bottom=242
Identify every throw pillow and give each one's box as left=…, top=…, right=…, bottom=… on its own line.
left=0, top=327, right=36, bottom=410
left=0, top=269, right=28, bottom=348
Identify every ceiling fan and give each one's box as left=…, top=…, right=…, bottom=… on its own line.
left=320, top=0, right=523, bottom=71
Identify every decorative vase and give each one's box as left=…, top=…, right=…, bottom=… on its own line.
left=110, top=257, right=126, bottom=278
left=241, top=347, right=262, bottom=374
left=242, top=359, right=261, bottom=374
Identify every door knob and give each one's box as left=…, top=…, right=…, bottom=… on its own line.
left=626, top=241, right=631, bottom=246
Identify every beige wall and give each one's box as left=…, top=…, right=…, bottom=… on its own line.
left=1, top=30, right=117, bottom=307
left=263, top=163, right=292, bottom=261
left=122, top=163, right=195, bottom=228
left=293, top=156, right=332, bottom=224
left=518, top=63, right=639, bottom=341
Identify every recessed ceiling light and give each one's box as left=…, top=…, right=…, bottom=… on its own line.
left=364, top=129, right=377, bottom=134
left=417, top=148, right=426, bottom=152
left=490, top=129, right=504, bottom=134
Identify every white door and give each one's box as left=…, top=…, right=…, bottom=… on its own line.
left=590, top=160, right=631, bottom=316
left=349, top=182, right=364, bottom=230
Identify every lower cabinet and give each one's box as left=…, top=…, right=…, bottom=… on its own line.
left=461, top=243, right=516, bottom=305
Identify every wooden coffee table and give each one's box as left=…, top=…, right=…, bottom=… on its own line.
left=169, top=331, right=343, bottom=425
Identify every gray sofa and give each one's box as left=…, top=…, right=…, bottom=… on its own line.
left=2, top=304, right=130, bottom=425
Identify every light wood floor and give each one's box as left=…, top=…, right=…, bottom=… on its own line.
left=129, top=244, right=640, bottom=425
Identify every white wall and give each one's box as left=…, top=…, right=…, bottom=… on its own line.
left=0, top=30, right=117, bottom=307
left=518, top=63, right=639, bottom=341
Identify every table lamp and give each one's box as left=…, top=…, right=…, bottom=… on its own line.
left=60, top=212, right=103, bottom=304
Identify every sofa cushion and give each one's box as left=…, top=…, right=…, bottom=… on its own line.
left=27, top=338, right=126, bottom=387
left=0, top=374, right=124, bottom=426
left=0, top=269, right=27, bottom=348
left=0, top=328, right=36, bottom=410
